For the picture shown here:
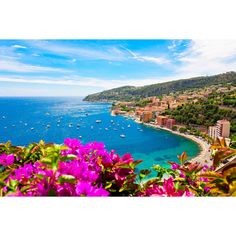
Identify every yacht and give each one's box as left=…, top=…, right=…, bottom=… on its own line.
left=120, top=134, right=126, bottom=138
left=96, top=120, right=102, bottom=123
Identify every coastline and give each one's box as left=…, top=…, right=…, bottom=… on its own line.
left=142, top=123, right=212, bottom=165
left=122, top=113, right=212, bottom=165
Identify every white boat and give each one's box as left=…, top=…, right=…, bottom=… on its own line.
left=24, top=123, right=28, bottom=126
left=31, top=127, right=34, bottom=130
left=79, top=135, right=82, bottom=139
left=105, top=128, right=108, bottom=130
left=120, top=134, right=126, bottom=138
left=46, top=124, right=50, bottom=128
left=127, top=124, right=131, bottom=128
left=96, top=120, right=102, bottom=123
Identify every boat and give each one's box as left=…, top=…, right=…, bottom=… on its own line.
left=31, top=127, right=34, bottom=130
left=24, top=123, right=28, bottom=126
left=105, top=128, right=108, bottom=130
left=2, top=116, right=5, bottom=119
left=79, top=135, right=82, bottom=139
left=76, top=124, right=80, bottom=127
left=46, top=124, right=50, bottom=128
left=121, top=127, right=124, bottom=130
left=120, top=134, right=126, bottom=138
left=96, top=120, right=102, bottom=123
left=127, top=124, right=131, bottom=128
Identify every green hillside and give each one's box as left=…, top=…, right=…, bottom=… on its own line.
left=83, top=71, right=236, bottom=102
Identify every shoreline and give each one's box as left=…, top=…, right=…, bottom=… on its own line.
left=123, top=114, right=212, bottom=165
left=143, top=123, right=212, bottom=165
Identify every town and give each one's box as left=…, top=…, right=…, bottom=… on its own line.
left=111, top=84, right=236, bottom=146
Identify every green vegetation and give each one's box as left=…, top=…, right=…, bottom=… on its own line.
left=135, top=99, right=152, bottom=107
left=120, top=105, right=135, bottom=112
left=163, top=97, right=236, bottom=137
left=83, top=72, right=236, bottom=102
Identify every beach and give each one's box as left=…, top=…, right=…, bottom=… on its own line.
left=142, top=123, right=212, bottom=166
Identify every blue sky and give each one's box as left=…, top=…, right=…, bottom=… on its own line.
left=0, top=39, right=236, bottom=96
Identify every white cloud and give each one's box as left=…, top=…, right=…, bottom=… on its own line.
left=124, top=47, right=170, bottom=65
left=32, top=53, right=40, bottom=57
left=176, top=40, right=236, bottom=77
left=28, top=40, right=127, bottom=61
left=12, top=44, right=27, bottom=49
left=0, top=58, right=71, bottom=73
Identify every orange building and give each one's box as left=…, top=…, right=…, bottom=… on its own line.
left=166, top=118, right=176, bottom=129
left=141, top=111, right=153, bottom=123
left=156, top=116, right=168, bottom=126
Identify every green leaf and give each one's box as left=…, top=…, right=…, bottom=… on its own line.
left=58, top=175, right=77, bottom=184
left=139, top=169, right=151, bottom=180
left=41, top=157, right=52, bottom=164
left=60, top=154, right=77, bottom=161
left=104, top=182, right=113, bottom=189
left=9, top=179, right=18, bottom=188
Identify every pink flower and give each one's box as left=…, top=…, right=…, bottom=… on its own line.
left=0, top=153, right=14, bottom=166
left=75, top=182, right=109, bottom=196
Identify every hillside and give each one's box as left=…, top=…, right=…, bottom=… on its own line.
left=83, top=72, right=236, bottom=102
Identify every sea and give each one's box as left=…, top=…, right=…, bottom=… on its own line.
left=0, top=97, right=200, bottom=177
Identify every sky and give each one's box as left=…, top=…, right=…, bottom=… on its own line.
left=0, top=39, right=236, bottom=97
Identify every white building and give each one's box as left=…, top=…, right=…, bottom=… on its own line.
left=208, top=126, right=218, bottom=140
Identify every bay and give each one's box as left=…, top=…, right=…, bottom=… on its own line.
left=0, top=97, right=200, bottom=176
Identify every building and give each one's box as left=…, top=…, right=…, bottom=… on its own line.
left=216, top=120, right=230, bottom=138
left=141, top=111, right=153, bottom=123
left=208, top=126, right=218, bottom=140
left=166, top=118, right=176, bottom=130
left=156, top=115, right=168, bottom=126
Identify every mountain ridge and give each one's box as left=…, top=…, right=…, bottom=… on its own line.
left=83, top=71, right=236, bottom=102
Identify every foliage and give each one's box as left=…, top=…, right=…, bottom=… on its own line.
left=0, top=138, right=236, bottom=197
left=210, top=137, right=236, bottom=168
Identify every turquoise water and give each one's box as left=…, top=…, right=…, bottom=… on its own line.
left=0, top=97, right=200, bottom=176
